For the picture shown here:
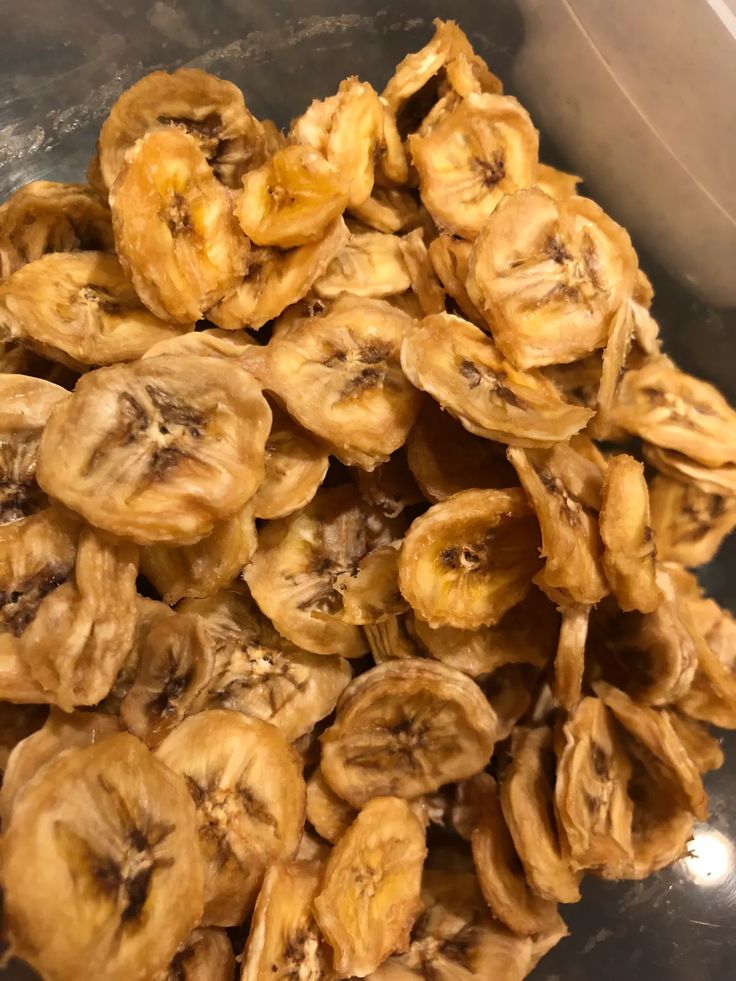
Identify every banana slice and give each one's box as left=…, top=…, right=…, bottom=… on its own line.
left=111, top=129, right=249, bottom=323
left=409, top=93, right=538, bottom=240
left=313, top=796, right=426, bottom=977
left=0, top=732, right=204, bottom=981
left=350, top=186, right=423, bottom=234
left=535, top=162, right=581, bottom=200
left=142, top=325, right=257, bottom=362
left=320, top=659, right=497, bottom=806
left=0, top=252, right=193, bottom=366
left=595, top=302, right=634, bottom=432
left=553, top=604, right=589, bottom=712
left=209, top=218, right=348, bottom=330
left=643, top=442, right=736, bottom=497
left=36, top=355, right=271, bottom=546
left=166, top=929, right=235, bottom=981
left=241, top=860, right=335, bottom=981
left=668, top=711, right=724, bottom=774
left=467, top=188, right=638, bottom=369
left=99, top=67, right=267, bottom=190
left=264, top=295, right=421, bottom=469
left=401, top=313, right=593, bottom=446
left=364, top=613, right=424, bottom=665
left=507, top=443, right=608, bottom=605
left=354, top=450, right=423, bottom=519
left=427, top=234, right=485, bottom=325
left=399, top=488, right=541, bottom=630
left=314, top=229, right=412, bottom=299
left=0, top=180, right=114, bottom=282
left=399, top=229, right=446, bottom=316
left=306, top=766, right=357, bottom=843
left=316, top=543, right=407, bottom=626
left=500, top=726, right=582, bottom=904
left=155, top=709, right=305, bottom=926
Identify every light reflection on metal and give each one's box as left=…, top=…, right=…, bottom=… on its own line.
left=682, top=828, right=735, bottom=888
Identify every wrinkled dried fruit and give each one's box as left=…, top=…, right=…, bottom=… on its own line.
left=649, top=474, right=736, bottom=567
left=643, top=442, right=736, bottom=497
left=314, top=229, right=411, bottom=299
left=306, top=766, right=357, bottom=843
left=354, top=450, right=423, bottom=519
left=553, top=604, right=589, bottom=712
left=350, top=186, right=423, bottom=234
left=427, top=234, right=485, bottom=325
left=166, top=929, right=235, bottom=981
left=322, top=543, right=408, bottom=625
left=364, top=613, right=424, bottom=665
left=668, top=711, right=724, bottom=775
left=399, top=228, right=446, bottom=315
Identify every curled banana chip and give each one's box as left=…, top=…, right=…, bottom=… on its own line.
left=0, top=180, right=113, bottom=282
left=467, top=188, right=637, bottom=369
left=399, top=229, right=446, bottom=316
left=427, top=234, right=485, bottom=325
left=354, top=450, right=423, bottom=519
left=350, top=186, right=423, bottom=234
left=0, top=252, right=192, bottom=367
left=595, top=302, right=634, bottom=432
left=307, top=766, right=356, bottom=843
left=668, top=711, right=724, bottom=775
left=313, top=796, right=426, bottom=977
left=166, top=929, right=235, bottom=981
left=264, top=295, right=421, bottom=469
left=364, top=613, right=424, bottom=665
left=155, top=709, right=305, bottom=926
left=36, top=355, right=271, bottom=546
left=401, top=313, right=593, bottom=446
left=650, top=474, right=736, bottom=567
left=320, top=659, right=497, bottom=806
left=643, top=442, right=736, bottom=497
left=323, top=543, right=408, bottom=626
left=142, top=325, right=258, bottom=363
left=553, top=604, right=590, bottom=712
left=314, top=229, right=412, bottom=299
left=398, top=488, right=541, bottom=630
left=111, top=129, right=249, bottom=323
left=1, top=733, right=204, bottom=981
left=535, top=162, right=581, bottom=200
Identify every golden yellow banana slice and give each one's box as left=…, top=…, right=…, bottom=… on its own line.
left=467, top=188, right=637, bottom=368
left=306, top=766, right=357, bottom=843
left=650, top=474, right=736, bottom=567
left=320, top=659, right=497, bottom=806
left=552, top=603, right=589, bottom=712
left=314, top=229, right=412, bottom=299
left=0, top=733, right=204, bottom=981
left=668, top=711, right=724, bottom=774
left=427, top=234, right=485, bottom=326
left=401, top=313, right=593, bottom=446
left=643, top=442, right=736, bottom=497
left=314, top=796, right=426, bottom=977
left=166, top=929, right=236, bottom=981
left=399, top=488, right=541, bottom=630
left=350, top=186, right=423, bottom=234
left=36, top=355, right=271, bottom=546
left=535, top=162, right=581, bottom=200
left=354, top=450, right=423, bottom=519
left=155, top=709, right=305, bottom=926
left=111, top=129, right=249, bottom=323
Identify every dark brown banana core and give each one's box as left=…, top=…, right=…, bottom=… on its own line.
left=457, top=359, right=525, bottom=407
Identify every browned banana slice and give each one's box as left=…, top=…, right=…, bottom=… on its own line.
left=553, top=604, right=589, bottom=712
left=467, top=189, right=637, bottom=368
left=314, top=796, right=426, bottom=977
left=155, top=710, right=305, bottom=926
left=0, top=252, right=192, bottom=366
left=507, top=443, right=608, bottom=605
left=650, top=476, right=736, bottom=568
left=320, top=659, right=497, bottom=806
left=209, top=218, right=348, bottom=329
left=265, top=295, right=421, bottom=469
left=354, top=450, right=423, bottom=519
left=111, top=129, right=249, bottom=323
left=409, top=93, right=538, bottom=240
left=167, top=929, right=235, bottom=981
left=668, top=711, right=724, bottom=774
left=401, top=313, right=593, bottom=446
left=535, top=162, right=581, bottom=200
left=399, top=229, right=446, bottom=316
left=36, top=355, right=271, bottom=546
left=643, top=442, right=736, bottom=497
left=427, top=234, right=485, bottom=325
left=237, top=145, right=348, bottom=249
left=314, top=229, right=412, bottom=299
left=241, top=860, right=335, bottom=981
left=399, top=488, right=541, bottom=630
left=350, top=186, right=423, bottom=234
left=306, top=766, right=357, bottom=843
left=99, top=67, right=267, bottom=190
left=244, top=485, right=402, bottom=656
left=1, top=733, right=204, bottom=981
left=365, top=613, right=424, bottom=665
left=612, top=358, right=736, bottom=467
left=0, top=180, right=113, bottom=281
left=500, top=726, right=582, bottom=903
left=554, top=696, right=634, bottom=873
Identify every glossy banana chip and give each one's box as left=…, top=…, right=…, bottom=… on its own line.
left=314, top=229, right=412, bottom=299
left=1, top=733, right=204, bottom=981
left=354, top=450, right=423, bottom=519
left=644, top=442, right=736, bottom=497
left=649, top=473, right=736, bottom=567
left=320, top=659, right=497, bottom=806
left=155, top=710, right=305, bottom=926
left=36, top=355, right=271, bottom=546
left=427, top=234, right=485, bottom=325
left=401, top=314, right=593, bottom=446
left=306, top=766, right=357, bottom=843
left=467, top=189, right=637, bottom=369
left=166, top=929, right=235, bottom=981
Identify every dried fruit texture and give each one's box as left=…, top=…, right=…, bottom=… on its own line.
left=210, top=218, right=348, bottom=330
left=142, top=325, right=255, bottom=360
left=155, top=710, right=306, bottom=926
left=612, top=358, right=736, bottom=468
left=399, top=229, right=446, bottom=315
left=99, top=67, right=267, bottom=190
left=0, top=650, right=51, bottom=704
left=320, top=659, right=497, bottom=806
left=410, top=93, right=538, bottom=240
left=0, top=180, right=114, bottom=282
left=0, top=702, right=46, bottom=779
left=401, top=314, right=593, bottom=447
left=241, top=860, right=335, bottom=981
left=595, top=302, right=635, bottom=432
left=111, top=129, right=249, bottom=323
left=500, top=727, right=582, bottom=904
left=535, top=163, right=581, bottom=200
left=354, top=451, right=423, bottom=519
left=350, top=186, right=423, bottom=234
left=364, top=613, right=424, bottom=665
left=36, top=355, right=271, bottom=546
left=314, top=229, right=412, bottom=299
left=264, top=295, right=421, bottom=469
left=307, top=766, right=357, bottom=843
left=0, top=733, right=204, bottom=981
left=644, top=442, right=736, bottom=497
left=322, top=543, right=408, bottom=626
left=553, top=604, right=590, bottom=712
left=313, top=796, right=426, bottom=977
left=507, top=443, right=608, bottom=605
left=467, top=189, right=637, bottom=369
left=649, top=473, right=736, bottom=567
left=668, top=712, right=724, bottom=775
left=166, top=929, right=235, bottom=981
left=0, top=252, right=193, bottom=367
left=427, top=234, right=485, bottom=325
left=237, top=145, right=348, bottom=249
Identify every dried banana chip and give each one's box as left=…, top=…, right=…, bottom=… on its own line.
left=410, top=93, right=538, bottom=239
left=643, top=442, right=736, bottom=497
left=365, top=613, right=424, bottom=664
left=649, top=474, right=736, bottom=567
left=155, top=709, right=305, bottom=926
left=668, top=711, right=724, bottom=774
left=467, top=189, right=637, bottom=368
left=36, top=355, right=271, bottom=545
left=0, top=180, right=113, bottom=282
left=535, top=162, right=581, bottom=200
left=313, top=796, right=426, bottom=977
left=264, top=295, right=421, bottom=469
left=1, top=733, right=204, bottom=981
left=553, top=604, right=590, bottom=712
left=111, top=129, right=248, bottom=323
left=166, top=929, right=235, bottom=981
left=142, top=325, right=257, bottom=362
left=0, top=252, right=192, bottom=366
left=99, top=67, right=267, bottom=190
left=595, top=302, right=634, bottom=431
left=399, top=228, right=446, bottom=315
left=306, top=766, right=357, bottom=843
left=314, top=229, right=412, bottom=299
left=427, top=234, right=485, bottom=325
left=320, top=659, right=497, bottom=806
left=322, top=543, right=408, bottom=625
left=354, top=450, right=423, bottom=519
left=401, top=313, right=593, bottom=446
left=350, top=186, right=423, bottom=234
